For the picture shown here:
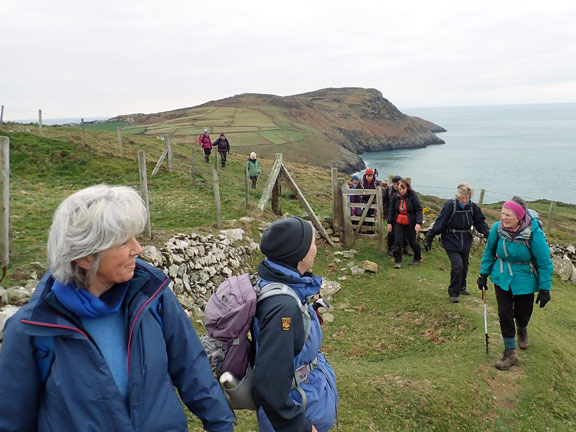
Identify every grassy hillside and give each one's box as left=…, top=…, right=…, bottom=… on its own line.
left=2, top=127, right=576, bottom=431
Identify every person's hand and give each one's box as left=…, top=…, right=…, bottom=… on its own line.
left=424, top=237, right=433, bottom=252
left=536, top=290, right=551, bottom=308
left=312, top=426, right=318, bottom=432
left=387, top=223, right=393, bottom=233
left=415, top=223, right=421, bottom=233
left=477, top=274, right=488, bottom=290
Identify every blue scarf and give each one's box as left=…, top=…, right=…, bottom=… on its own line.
left=258, top=258, right=322, bottom=302
left=52, top=279, right=130, bottom=318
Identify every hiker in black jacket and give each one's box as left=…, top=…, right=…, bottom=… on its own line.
left=253, top=217, right=338, bottom=432
left=214, top=132, right=230, bottom=168
left=387, top=178, right=423, bottom=268
left=425, top=182, right=490, bottom=303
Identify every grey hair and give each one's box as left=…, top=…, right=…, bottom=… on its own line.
left=455, top=182, right=474, bottom=199
left=47, top=185, right=147, bottom=287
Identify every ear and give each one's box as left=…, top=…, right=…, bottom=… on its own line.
left=75, top=256, right=94, bottom=271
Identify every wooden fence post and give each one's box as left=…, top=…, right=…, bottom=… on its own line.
left=546, top=201, right=556, bottom=236
left=191, top=146, right=196, bottom=178
left=213, top=169, right=223, bottom=229
left=271, top=176, right=282, bottom=215
left=478, top=189, right=486, bottom=207
left=0, top=137, right=9, bottom=266
left=166, top=138, right=173, bottom=172
left=138, top=151, right=152, bottom=239
left=117, top=127, right=123, bottom=157
left=341, top=186, right=352, bottom=247
left=245, top=166, right=249, bottom=210
left=38, top=109, right=43, bottom=136
left=257, top=153, right=283, bottom=212
left=81, top=118, right=87, bottom=147
left=0, top=105, right=4, bottom=128
left=376, top=187, right=385, bottom=251
left=331, top=168, right=341, bottom=231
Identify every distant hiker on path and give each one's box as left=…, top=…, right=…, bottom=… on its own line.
left=214, top=132, right=230, bottom=169
left=387, top=178, right=423, bottom=269
left=383, top=175, right=406, bottom=256
left=199, top=128, right=213, bottom=163
left=246, top=152, right=262, bottom=188
left=425, top=182, right=490, bottom=303
left=477, top=197, right=553, bottom=371
left=253, top=217, right=338, bottom=432
left=349, top=174, right=363, bottom=219
left=0, top=185, right=233, bottom=432
left=360, top=168, right=379, bottom=232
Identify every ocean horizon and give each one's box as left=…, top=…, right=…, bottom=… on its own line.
left=359, top=103, right=576, bottom=205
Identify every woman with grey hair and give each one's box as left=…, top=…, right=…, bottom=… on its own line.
left=425, top=182, right=490, bottom=303
left=0, top=185, right=233, bottom=432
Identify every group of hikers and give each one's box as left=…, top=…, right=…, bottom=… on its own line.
left=198, top=129, right=262, bottom=188
left=0, top=161, right=553, bottom=431
left=349, top=168, right=553, bottom=372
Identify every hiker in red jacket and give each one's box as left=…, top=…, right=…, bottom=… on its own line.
left=199, top=128, right=212, bottom=163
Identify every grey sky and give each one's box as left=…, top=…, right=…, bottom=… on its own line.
left=2, top=0, right=575, bottom=120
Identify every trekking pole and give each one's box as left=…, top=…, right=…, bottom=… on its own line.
left=482, top=288, right=490, bottom=355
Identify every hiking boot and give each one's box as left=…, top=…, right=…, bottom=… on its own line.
left=403, top=247, right=413, bottom=256
left=495, top=349, right=519, bottom=371
left=408, top=259, right=422, bottom=266
left=449, top=296, right=459, bottom=303
left=387, top=247, right=394, bottom=257
left=517, top=328, right=528, bottom=350
left=394, top=263, right=401, bottom=269
left=460, top=289, right=471, bottom=296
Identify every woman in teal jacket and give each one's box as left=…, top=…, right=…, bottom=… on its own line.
left=0, top=185, right=233, bottom=432
left=477, top=198, right=553, bottom=371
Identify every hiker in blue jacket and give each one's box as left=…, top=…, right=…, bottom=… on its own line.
left=425, top=182, right=490, bottom=303
left=0, top=185, right=233, bottom=432
left=253, top=217, right=338, bottom=432
left=477, top=197, right=553, bottom=371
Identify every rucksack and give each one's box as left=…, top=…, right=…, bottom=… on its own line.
left=200, top=273, right=311, bottom=410
left=494, top=218, right=541, bottom=280
left=446, top=199, right=474, bottom=233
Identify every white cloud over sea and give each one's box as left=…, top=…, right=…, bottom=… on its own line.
left=1, top=0, right=575, bottom=120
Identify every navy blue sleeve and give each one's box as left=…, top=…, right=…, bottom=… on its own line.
left=161, top=289, right=234, bottom=432
left=427, top=200, right=452, bottom=239
left=472, top=203, right=491, bottom=238
left=0, top=314, right=41, bottom=432
left=252, top=296, right=311, bottom=432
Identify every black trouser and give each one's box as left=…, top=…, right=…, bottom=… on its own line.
left=495, top=285, right=534, bottom=339
left=203, top=147, right=211, bottom=162
left=393, top=223, right=421, bottom=263
left=250, top=175, right=258, bottom=188
left=446, top=249, right=470, bottom=297
left=219, top=151, right=227, bottom=167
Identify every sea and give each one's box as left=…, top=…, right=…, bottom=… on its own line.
left=359, top=103, right=576, bottom=205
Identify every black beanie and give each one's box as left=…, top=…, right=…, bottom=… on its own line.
left=260, top=217, right=313, bottom=267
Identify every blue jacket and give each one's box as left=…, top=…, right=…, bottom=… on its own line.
left=0, top=259, right=233, bottom=432
left=480, top=218, right=553, bottom=295
left=426, top=199, right=490, bottom=252
left=252, top=260, right=338, bottom=432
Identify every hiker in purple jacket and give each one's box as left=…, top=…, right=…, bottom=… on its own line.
left=214, top=132, right=230, bottom=169
left=253, top=217, right=338, bottom=432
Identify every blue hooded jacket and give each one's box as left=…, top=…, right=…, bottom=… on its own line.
left=252, top=260, right=338, bottom=432
left=0, top=259, right=233, bottom=432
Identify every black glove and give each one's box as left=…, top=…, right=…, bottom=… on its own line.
left=424, top=237, right=433, bottom=252
left=477, top=274, right=488, bottom=290
left=535, top=290, right=550, bottom=308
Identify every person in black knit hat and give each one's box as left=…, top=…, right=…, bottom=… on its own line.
left=253, top=217, right=338, bottom=432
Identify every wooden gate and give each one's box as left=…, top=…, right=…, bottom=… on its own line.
left=340, top=186, right=385, bottom=249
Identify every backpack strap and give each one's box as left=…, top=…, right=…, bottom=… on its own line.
left=256, top=282, right=311, bottom=340
left=447, top=199, right=474, bottom=234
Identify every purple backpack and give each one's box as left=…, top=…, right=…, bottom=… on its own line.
left=202, top=273, right=257, bottom=380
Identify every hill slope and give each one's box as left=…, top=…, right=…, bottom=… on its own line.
left=110, top=87, right=445, bottom=173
